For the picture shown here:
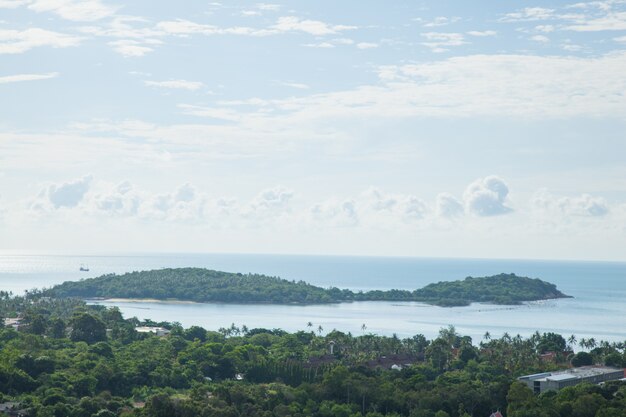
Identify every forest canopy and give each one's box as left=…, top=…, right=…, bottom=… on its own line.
left=45, top=269, right=570, bottom=307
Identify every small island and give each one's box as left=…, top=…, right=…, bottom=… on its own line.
left=45, top=268, right=571, bottom=307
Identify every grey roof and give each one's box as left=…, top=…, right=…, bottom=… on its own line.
left=546, top=374, right=578, bottom=382
left=520, top=366, right=623, bottom=382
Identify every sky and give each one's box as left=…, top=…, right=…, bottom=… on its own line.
left=1, top=0, right=626, bottom=260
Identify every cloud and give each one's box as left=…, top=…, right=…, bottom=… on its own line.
left=156, top=16, right=356, bottom=38
left=0, top=28, right=82, bottom=54
left=421, top=16, right=461, bottom=28
left=144, top=79, right=204, bottom=91
left=303, top=42, right=334, bottom=48
left=565, top=11, right=626, bottom=31
left=271, top=16, right=357, bottom=36
left=501, top=7, right=556, bottom=22
left=91, top=181, right=140, bottom=216
left=615, top=35, right=626, bottom=42
left=0, top=72, right=58, bottom=84
left=421, top=32, right=467, bottom=52
left=241, top=187, right=294, bottom=224
left=466, top=30, right=497, bottom=37
left=310, top=199, right=358, bottom=227
left=436, top=193, right=464, bottom=218
left=277, top=81, right=309, bottom=89
left=0, top=0, right=28, bottom=8
left=463, top=176, right=512, bottom=217
left=27, top=0, right=117, bottom=21
left=356, top=42, right=378, bottom=49
left=31, top=175, right=93, bottom=211
left=363, top=188, right=430, bottom=223
left=532, top=190, right=610, bottom=217
left=108, top=39, right=155, bottom=57
left=535, top=24, right=555, bottom=32
left=257, top=3, right=280, bottom=11
left=530, top=34, right=550, bottom=42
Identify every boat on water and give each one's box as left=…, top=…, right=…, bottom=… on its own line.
left=79, top=264, right=90, bottom=272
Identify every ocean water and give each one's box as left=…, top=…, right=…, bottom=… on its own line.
left=1, top=253, right=625, bottom=343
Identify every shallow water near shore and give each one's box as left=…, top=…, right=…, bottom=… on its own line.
left=1, top=253, right=625, bottom=342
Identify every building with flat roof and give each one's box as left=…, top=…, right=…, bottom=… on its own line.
left=518, top=366, right=624, bottom=394
left=135, top=326, right=171, bottom=337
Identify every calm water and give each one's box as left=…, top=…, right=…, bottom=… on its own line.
left=1, top=253, right=625, bottom=343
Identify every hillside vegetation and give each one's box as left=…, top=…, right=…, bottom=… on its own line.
left=46, top=269, right=570, bottom=307
left=46, top=268, right=567, bottom=306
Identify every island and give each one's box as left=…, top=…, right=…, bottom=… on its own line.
left=44, top=268, right=571, bottom=307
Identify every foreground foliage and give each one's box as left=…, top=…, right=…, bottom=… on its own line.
left=0, top=292, right=624, bottom=417
left=45, top=269, right=570, bottom=306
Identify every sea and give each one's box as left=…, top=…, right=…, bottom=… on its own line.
left=1, top=253, right=625, bottom=344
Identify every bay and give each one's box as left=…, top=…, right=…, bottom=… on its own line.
left=1, top=253, right=625, bottom=343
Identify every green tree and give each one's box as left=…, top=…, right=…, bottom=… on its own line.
left=571, top=352, right=593, bottom=367
left=70, top=312, right=107, bottom=344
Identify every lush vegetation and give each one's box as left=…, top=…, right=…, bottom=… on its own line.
left=0, top=291, right=624, bottom=417
left=45, top=269, right=569, bottom=307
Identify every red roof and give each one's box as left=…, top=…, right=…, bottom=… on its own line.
left=489, top=412, right=503, bottom=417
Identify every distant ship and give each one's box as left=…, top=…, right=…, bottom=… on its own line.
left=79, top=264, right=90, bottom=272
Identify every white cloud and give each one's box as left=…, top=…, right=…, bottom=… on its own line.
left=535, top=24, right=555, bottom=32
left=463, top=176, right=512, bottom=217
left=466, top=30, right=497, bottom=37
left=615, top=35, right=626, bottom=41
left=108, top=39, right=154, bottom=57
left=277, top=81, right=309, bottom=89
left=531, top=190, right=610, bottom=217
left=177, top=104, right=243, bottom=121
left=530, top=34, right=550, bottom=42
left=303, top=42, right=334, bottom=48
left=144, top=79, right=204, bottom=91
left=421, top=32, right=466, bottom=52
left=502, top=7, right=556, bottom=22
left=565, top=11, right=626, bottom=31
left=155, top=19, right=223, bottom=36
left=422, top=16, right=461, bottom=28
left=363, top=188, right=430, bottom=223
left=0, top=0, right=28, bottom=8
left=436, top=193, right=464, bottom=218
left=27, top=0, right=117, bottom=21
left=356, top=42, right=378, bottom=49
left=0, top=72, right=58, bottom=84
left=257, top=3, right=280, bottom=11
left=241, top=10, right=261, bottom=17
left=271, top=16, right=357, bottom=36
left=0, top=28, right=82, bottom=54
left=247, top=187, right=293, bottom=214
left=310, top=199, right=358, bottom=227
left=31, top=175, right=93, bottom=211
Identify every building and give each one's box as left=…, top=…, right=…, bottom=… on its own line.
left=518, top=366, right=624, bottom=394
left=3, top=318, right=21, bottom=331
left=135, top=326, right=171, bottom=337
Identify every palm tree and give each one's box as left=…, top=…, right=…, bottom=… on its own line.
left=307, top=321, right=313, bottom=332
left=361, top=323, right=367, bottom=334
left=483, top=331, right=491, bottom=341
left=317, top=325, right=324, bottom=336
left=567, top=334, right=577, bottom=349
left=588, top=338, right=597, bottom=350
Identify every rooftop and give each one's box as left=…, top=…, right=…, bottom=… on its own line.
left=520, top=366, right=623, bottom=382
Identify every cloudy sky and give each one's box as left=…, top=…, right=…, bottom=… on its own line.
left=1, top=0, right=626, bottom=260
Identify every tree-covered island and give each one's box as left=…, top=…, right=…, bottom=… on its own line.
left=45, top=269, right=570, bottom=307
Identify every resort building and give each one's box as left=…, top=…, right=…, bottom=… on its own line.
left=3, top=318, right=21, bottom=331
left=518, top=366, right=624, bottom=394
left=135, top=326, right=171, bottom=336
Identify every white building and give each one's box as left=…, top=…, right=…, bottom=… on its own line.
left=135, top=326, right=171, bottom=337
